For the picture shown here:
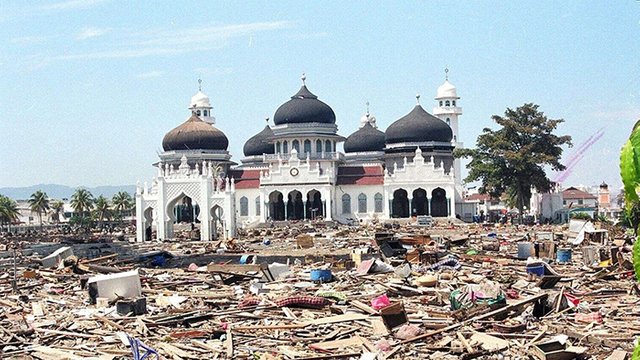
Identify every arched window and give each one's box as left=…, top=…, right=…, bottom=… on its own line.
left=358, top=193, right=367, bottom=213
left=240, top=197, right=248, bottom=216
left=374, top=193, right=383, bottom=213
left=276, top=141, right=281, bottom=153
left=292, top=140, right=300, bottom=152
left=341, top=194, right=351, bottom=214
left=452, top=100, right=456, bottom=106
left=203, top=110, right=208, bottom=116
left=255, top=197, right=261, bottom=216
left=445, top=100, right=450, bottom=107
left=325, top=140, right=332, bottom=153
left=304, top=139, right=311, bottom=154
left=316, top=139, right=323, bottom=153
left=446, top=118, right=451, bottom=125
left=196, top=110, right=201, bottom=116
left=283, top=141, right=289, bottom=153
left=439, top=101, right=443, bottom=107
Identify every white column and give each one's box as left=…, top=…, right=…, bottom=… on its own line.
left=323, top=189, right=332, bottom=221
left=157, top=180, right=167, bottom=241
left=200, top=178, right=212, bottom=241
left=135, top=193, right=144, bottom=242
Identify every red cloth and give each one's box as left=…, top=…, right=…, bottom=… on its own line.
left=275, top=296, right=328, bottom=308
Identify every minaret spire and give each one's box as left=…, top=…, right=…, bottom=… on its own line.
left=365, top=101, right=370, bottom=115
left=445, top=67, right=449, bottom=81
left=198, top=78, right=202, bottom=91
left=301, top=73, right=306, bottom=86
left=416, top=94, right=421, bottom=105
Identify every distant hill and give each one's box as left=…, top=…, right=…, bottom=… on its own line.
left=0, top=184, right=137, bottom=200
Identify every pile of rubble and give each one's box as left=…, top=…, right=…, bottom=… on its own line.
left=0, top=219, right=636, bottom=359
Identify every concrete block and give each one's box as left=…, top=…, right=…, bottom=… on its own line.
left=87, top=270, right=142, bottom=303
left=116, top=297, right=147, bottom=316
left=41, top=246, right=74, bottom=268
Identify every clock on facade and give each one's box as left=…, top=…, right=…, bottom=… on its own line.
left=290, top=167, right=299, bottom=176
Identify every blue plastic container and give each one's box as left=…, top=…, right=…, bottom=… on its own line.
left=526, top=264, right=545, bottom=277
left=557, top=248, right=572, bottom=263
left=310, top=269, right=332, bottom=282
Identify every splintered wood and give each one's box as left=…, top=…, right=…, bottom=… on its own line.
left=0, top=220, right=634, bottom=359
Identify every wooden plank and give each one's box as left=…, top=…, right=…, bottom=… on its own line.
left=309, top=337, right=364, bottom=351
left=308, top=313, right=369, bottom=326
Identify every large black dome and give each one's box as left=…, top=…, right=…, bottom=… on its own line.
left=243, top=125, right=275, bottom=156
left=344, top=123, right=385, bottom=153
left=162, top=114, right=228, bottom=151
left=273, top=85, right=336, bottom=125
left=385, top=105, right=453, bottom=144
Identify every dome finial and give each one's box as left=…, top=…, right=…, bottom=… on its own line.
left=444, top=67, right=449, bottom=81
left=301, top=73, right=306, bottom=86
left=198, top=78, right=202, bottom=91
left=365, top=101, right=370, bottom=115
left=416, top=94, right=421, bottom=105
left=265, top=117, right=270, bottom=124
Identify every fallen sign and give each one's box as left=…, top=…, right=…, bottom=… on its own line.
left=41, top=246, right=74, bottom=268
left=87, top=269, right=142, bottom=303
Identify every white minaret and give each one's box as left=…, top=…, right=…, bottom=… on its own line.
left=433, top=68, right=463, bottom=185
left=189, top=78, right=216, bottom=125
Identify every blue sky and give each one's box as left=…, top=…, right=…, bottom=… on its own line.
left=1, top=1, right=638, bottom=193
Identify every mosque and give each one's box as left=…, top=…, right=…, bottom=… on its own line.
left=135, top=73, right=466, bottom=242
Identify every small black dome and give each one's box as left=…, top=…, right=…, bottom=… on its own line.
left=243, top=125, right=275, bottom=156
left=344, top=123, right=385, bottom=153
left=162, top=114, right=228, bottom=151
left=273, top=85, right=336, bottom=125
left=385, top=105, right=453, bottom=144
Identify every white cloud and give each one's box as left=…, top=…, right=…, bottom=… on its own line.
left=47, top=21, right=295, bottom=61
left=136, top=70, right=164, bottom=79
left=39, top=0, right=109, bottom=11
left=76, top=27, right=110, bottom=40
left=10, top=35, right=53, bottom=45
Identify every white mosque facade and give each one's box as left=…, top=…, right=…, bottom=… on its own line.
left=136, top=74, right=465, bottom=241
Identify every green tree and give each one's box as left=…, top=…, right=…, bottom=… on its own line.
left=112, top=191, right=133, bottom=221
left=93, top=195, right=111, bottom=229
left=28, top=190, right=49, bottom=230
left=456, top=103, right=572, bottom=218
left=0, top=195, right=19, bottom=233
left=71, top=188, right=94, bottom=222
left=49, top=200, right=65, bottom=224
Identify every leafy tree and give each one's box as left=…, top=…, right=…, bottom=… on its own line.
left=71, top=188, right=94, bottom=222
left=93, top=195, right=111, bottom=229
left=49, top=200, right=65, bottom=224
left=0, top=195, right=19, bottom=233
left=456, top=103, right=572, bottom=218
left=112, top=191, right=133, bottom=222
left=28, top=190, right=50, bottom=230
left=570, top=212, right=592, bottom=220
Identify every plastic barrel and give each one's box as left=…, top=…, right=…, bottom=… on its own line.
left=526, top=264, right=545, bottom=277
left=310, top=269, right=332, bottom=282
left=556, top=248, right=572, bottom=263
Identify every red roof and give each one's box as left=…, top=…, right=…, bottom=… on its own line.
left=466, top=193, right=491, bottom=201
left=562, top=187, right=596, bottom=200
left=336, top=165, right=384, bottom=185
left=229, top=169, right=263, bottom=189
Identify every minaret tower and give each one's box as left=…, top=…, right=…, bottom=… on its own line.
left=433, top=68, right=463, bottom=185
left=189, top=78, right=216, bottom=125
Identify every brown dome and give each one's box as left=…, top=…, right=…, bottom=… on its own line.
left=162, top=114, right=228, bottom=151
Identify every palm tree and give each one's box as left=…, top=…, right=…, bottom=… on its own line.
left=50, top=200, right=65, bottom=224
left=112, top=191, right=133, bottom=222
left=0, top=195, right=20, bottom=233
left=93, top=195, right=111, bottom=229
left=71, top=188, right=94, bottom=221
left=28, top=190, right=49, bottom=231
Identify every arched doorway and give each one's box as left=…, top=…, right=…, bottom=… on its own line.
left=143, top=207, right=154, bottom=241
left=430, top=188, right=448, bottom=217
left=306, top=190, right=323, bottom=220
left=287, top=190, right=304, bottom=220
left=392, top=189, right=409, bottom=218
left=210, top=205, right=223, bottom=240
left=412, top=188, right=428, bottom=216
left=166, top=194, right=201, bottom=240
left=269, top=191, right=285, bottom=221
